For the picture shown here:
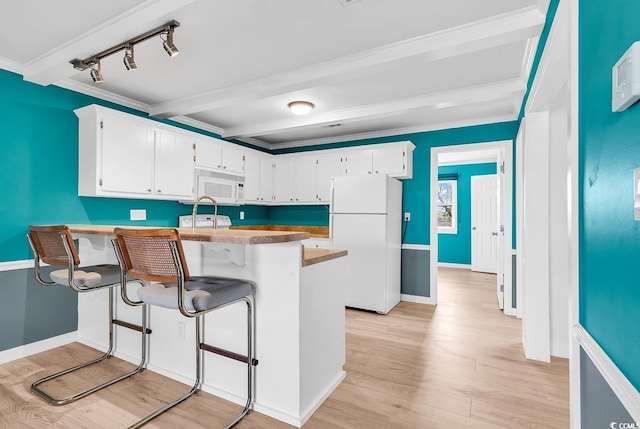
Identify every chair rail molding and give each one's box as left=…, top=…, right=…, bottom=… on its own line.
left=575, top=324, right=640, bottom=422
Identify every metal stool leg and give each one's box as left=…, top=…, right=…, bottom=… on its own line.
left=128, top=315, right=204, bottom=429
left=31, top=288, right=150, bottom=406
left=222, top=296, right=256, bottom=429
left=128, top=297, right=256, bottom=429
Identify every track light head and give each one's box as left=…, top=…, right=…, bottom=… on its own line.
left=89, top=61, right=104, bottom=83
left=123, top=44, right=137, bottom=71
left=162, top=29, right=179, bottom=57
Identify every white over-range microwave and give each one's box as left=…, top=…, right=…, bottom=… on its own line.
left=189, top=171, right=244, bottom=205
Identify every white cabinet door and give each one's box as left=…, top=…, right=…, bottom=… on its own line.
left=194, top=139, right=222, bottom=170
left=274, top=157, right=294, bottom=203
left=259, top=156, right=274, bottom=202
left=195, top=139, right=244, bottom=175
left=222, top=145, right=245, bottom=175
left=293, top=156, right=317, bottom=203
left=243, top=152, right=260, bottom=202
left=372, top=146, right=406, bottom=176
left=154, top=130, right=195, bottom=199
left=343, top=150, right=373, bottom=176
left=316, top=153, right=342, bottom=203
left=101, top=114, right=154, bottom=195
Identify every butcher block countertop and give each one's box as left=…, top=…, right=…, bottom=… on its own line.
left=68, top=224, right=310, bottom=244
left=231, top=225, right=330, bottom=238
left=301, top=247, right=348, bottom=267
left=66, top=225, right=347, bottom=266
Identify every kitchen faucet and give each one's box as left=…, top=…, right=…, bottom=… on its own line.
left=192, top=195, right=218, bottom=230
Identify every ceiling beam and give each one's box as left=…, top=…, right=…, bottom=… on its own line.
left=149, top=6, right=544, bottom=119
left=22, top=0, right=197, bottom=86
left=222, top=79, right=526, bottom=139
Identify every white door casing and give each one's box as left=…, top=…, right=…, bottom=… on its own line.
left=430, top=140, right=513, bottom=315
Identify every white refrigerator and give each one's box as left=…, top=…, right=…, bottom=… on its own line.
left=330, top=174, right=402, bottom=314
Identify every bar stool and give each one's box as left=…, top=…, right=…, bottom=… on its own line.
left=112, top=227, right=256, bottom=429
left=26, top=224, right=149, bottom=405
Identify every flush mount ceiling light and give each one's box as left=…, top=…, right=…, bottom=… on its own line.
left=123, top=44, right=137, bottom=71
left=288, top=101, right=315, bottom=115
left=70, top=20, right=180, bottom=83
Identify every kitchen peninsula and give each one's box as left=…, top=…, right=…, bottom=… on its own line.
left=68, top=225, right=347, bottom=427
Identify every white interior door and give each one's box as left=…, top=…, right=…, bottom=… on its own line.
left=471, top=175, right=499, bottom=277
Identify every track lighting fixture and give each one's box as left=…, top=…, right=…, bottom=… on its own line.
left=162, top=28, right=179, bottom=57
left=70, top=20, right=180, bottom=83
left=89, top=61, right=104, bottom=83
left=123, top=44, right=137, bottom=71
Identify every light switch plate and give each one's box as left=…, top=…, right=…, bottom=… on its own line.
left=613, top=41, right=640, bottom=112
left=130, top=209, right=147, bottom=221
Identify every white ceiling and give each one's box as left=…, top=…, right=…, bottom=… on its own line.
left=0, top=0, right=549, bottom=150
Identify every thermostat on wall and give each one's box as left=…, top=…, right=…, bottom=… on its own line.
left=612, top=41, right=640, bottom=112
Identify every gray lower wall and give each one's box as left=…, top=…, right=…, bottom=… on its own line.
left=401, top=248, right=518, bottom=307
left=581, top=348, right=633, bottom=428
left=0, top=267, right=78, bottom=352
left=401, top=248, right=430, bottom=297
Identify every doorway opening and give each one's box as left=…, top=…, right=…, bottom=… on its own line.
left=430, top=140, right=514, bottom=315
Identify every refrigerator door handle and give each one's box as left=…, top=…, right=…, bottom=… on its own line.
left=329, top=214, right=334, bottom=241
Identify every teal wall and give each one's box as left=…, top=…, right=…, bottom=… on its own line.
left=274, top=123, right=518, bottom=245
left=579, top=0, right=640, bottom=390
left=437, top=163, right=497, bottom=264
left=0, top=69, right=269, bottom=263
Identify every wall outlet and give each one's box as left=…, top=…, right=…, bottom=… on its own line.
left=240, top=211, right=245, bottom=220
left=177, top=321, right=185, bottom=340
left=130, top=209, right=147, bottom=221
left=404, top=212, right=411, bottom=221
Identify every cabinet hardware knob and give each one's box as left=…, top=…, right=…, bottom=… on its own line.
left=223, top=166, right=227, bottom=169
left=157, top=189, right=161, bottom=193
left=375, top=170, right=379, bottom=173
left=218, top=164, right=222, bottom=168
left=147, top=189, right=152, bottom=192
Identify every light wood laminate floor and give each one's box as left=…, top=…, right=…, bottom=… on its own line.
left=0, top=267, right=569, bottom=428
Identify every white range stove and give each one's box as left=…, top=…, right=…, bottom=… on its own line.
left=178, top=214, right=232, bottom=229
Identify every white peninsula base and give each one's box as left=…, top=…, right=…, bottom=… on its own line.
left=74, top=232, right=347, bottom=427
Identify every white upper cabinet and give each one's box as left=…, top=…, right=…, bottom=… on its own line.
left=293, top=156, right=317, bottom=203
left=154, top=130, right=196, bottom=199
left=342, top=150, right=373, bottom=176
left=75, top=104, right=414, bottom=206
left=315, top=152, right=343, bottom=203
left=273, top=157, right=294, bottom=203
left=195, top=138, right=245, bottom=175
left=76, top=105, right=195, bottom=201
left=99, top=112, right=154, bottom=195
left=243, top=149, right=273, bottom=204
left=342, top=142, right=414, bottom=179
left=371, top=143, right=413, bottom=178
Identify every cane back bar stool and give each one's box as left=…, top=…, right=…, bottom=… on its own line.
left=112, top=227, right=257, bottom=429
left=26, top=224, right=149, bottom=406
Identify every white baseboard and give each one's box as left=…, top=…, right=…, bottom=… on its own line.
left=401, top=294, right=436, bottom=305
left=0, top=331, right=78, bottom=365
left=437, top=262, right=471, bottom=269
left=298, top=370, right=346, bottom=427
left=576, top=324, right=640, bottom=422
